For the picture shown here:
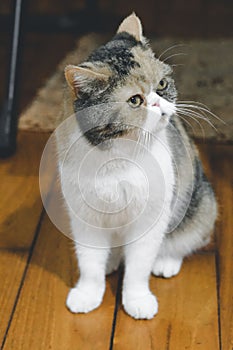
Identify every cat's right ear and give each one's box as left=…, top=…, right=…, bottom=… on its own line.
left=64, top=64, right=109, bottom=96
left=117, top=13, right=143, bottom=41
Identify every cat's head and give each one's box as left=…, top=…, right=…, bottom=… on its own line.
left=65, top=13, right=177, bottom=146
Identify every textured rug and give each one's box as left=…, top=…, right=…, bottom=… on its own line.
left=19, top=34, right=233, bottom=142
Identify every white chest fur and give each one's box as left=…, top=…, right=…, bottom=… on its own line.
left=57, top=123, right=175, bottom=244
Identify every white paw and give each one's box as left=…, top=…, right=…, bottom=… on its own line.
left=66, top=287, right=103, bottom=313
left=123, top=293, right=158, bottom=319
left=152, top=256, right=183, bottom=278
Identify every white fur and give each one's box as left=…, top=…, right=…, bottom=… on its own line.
left=57, top=94, right=196, bottom=319
left=152, top=256, right=183, bottom=278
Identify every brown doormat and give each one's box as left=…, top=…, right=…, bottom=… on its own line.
left=19, top=34, right=233, bottom=143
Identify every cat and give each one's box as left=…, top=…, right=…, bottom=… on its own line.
left=55, top=13, right=217, bottom=319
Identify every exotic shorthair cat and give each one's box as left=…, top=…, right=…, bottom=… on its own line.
left=56, top=13, right=217, bottom=319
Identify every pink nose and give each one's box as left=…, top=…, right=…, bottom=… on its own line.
left=152, top=101, right=160, bottom=107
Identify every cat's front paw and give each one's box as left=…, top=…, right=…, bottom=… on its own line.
left=152, top=256, right=182, bottom=278
left=66, top=287, right=103, bottom=313
left=123, top=292, right=158, bottom=319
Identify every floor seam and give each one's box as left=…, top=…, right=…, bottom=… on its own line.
left=215, top=250, right=222, bottom=350
left=109, top=266, right=123, bottom=350
left=0, top=207, right=46, bottom=350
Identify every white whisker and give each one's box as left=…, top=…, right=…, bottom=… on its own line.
left=177, top=107, right=220, bottom=132
left=177, top=107, right=210, bottom=122
left=171, top=64, right=185, bottom=68
left=177, top=106, right=219, bottom=134
left=163, top=53, right=187, bottom=63
left=133, top=129, right=141, bottom=160
left=178, top=115, right=198, bottom=136
left=177, top=100, right=210, bottom=110
left=158, top=44, right=186, bottom=60
left=177, top=101, right=225, bottom=124
left=177, top=111, right=206, bottom=139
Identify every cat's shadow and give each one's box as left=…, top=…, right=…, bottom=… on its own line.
left=2, top=201, right=120, bottom=298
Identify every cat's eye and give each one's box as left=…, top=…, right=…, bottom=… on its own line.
left=157, top=78, right=168, bottom=92
left=128, top=94, right=144, bottom=108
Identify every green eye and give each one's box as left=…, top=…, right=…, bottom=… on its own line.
left=157, top=78, right=168, bottom=92
left=128, top=94, right=144, bottom=108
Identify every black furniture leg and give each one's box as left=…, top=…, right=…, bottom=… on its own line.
left=0, top=0, right=24, bottom=157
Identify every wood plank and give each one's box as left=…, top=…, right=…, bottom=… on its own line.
left=0, top=250, right=28, bottom=346
left=210, top=145, right=233, bottom=350
left=0, top=131, right=50, bottom=347
left=0, top=132, right=49, bottom=248
left=113, top=254, right=219, bottom=350
left=1, top=136, right=230, bottom=349
left=3, top=215, right=118, bottom=350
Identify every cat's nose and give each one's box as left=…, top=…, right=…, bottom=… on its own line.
left=152, top=101, right=160, bottom=107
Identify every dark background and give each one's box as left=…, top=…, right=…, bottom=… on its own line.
left=1, top=0, right=233, bottom=37
left=0, top=0, right=232, bottom=117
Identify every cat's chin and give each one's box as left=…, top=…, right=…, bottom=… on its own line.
left=143, top=115, right=171, bottom=136
left=156, top=115, right=170, bottom=131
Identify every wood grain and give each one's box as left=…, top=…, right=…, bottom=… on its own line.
left=3, top=216, right=118, bottom=350
left=0, top=250, right=27, bottom=346
left=0, top=132, right=49, bottom=347
left=0, top=132, right=49, bottom=248
left=210, top=145, right=233, bottom=350
left=113, top=254, right=219, bottom=350
left=1, top=136, right=232, bottom=349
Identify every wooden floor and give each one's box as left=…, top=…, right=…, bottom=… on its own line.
left=0, top=132, right=232, bottom=350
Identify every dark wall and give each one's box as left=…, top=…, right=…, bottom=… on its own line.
left=1, top=0, right=233, bottom=37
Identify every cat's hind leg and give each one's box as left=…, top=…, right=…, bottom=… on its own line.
left=153, top=256, right=183, bottom=278
left=153, top=186, right=217, bottom=279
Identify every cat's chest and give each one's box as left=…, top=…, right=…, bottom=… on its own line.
left=86, top=141, right=174, bottom=208
left=94, top=165, right=148, bottom=204
left=60, top=131, right=175, bottom=222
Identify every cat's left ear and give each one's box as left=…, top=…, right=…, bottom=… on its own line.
left=117, top=13, right=143, bottom=41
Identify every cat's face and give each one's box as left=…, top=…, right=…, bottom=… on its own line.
left=65, top=14, right=177, bottom=146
